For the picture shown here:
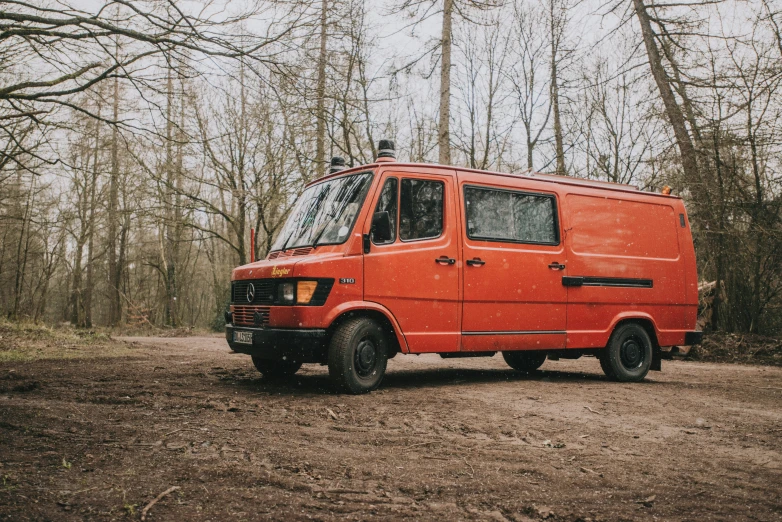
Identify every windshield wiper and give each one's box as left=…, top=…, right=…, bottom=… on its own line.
left=278, top=228, right=294, bottom=252
left=311, top=207, right=342, bottom=247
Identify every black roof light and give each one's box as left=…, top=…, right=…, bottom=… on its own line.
left=376, top=139, right=396, bottom=162
left=329, top=156, right=346, bottom=174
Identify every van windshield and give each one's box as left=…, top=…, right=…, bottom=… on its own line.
left=270, top=172, right=374, bottom=252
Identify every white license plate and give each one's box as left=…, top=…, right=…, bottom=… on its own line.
left=233, top=331, right=253, bottom=345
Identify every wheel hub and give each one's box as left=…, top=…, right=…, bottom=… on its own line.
left=355, top=339, right=377, bottom=376
left=620, top=338, right=643, bottom=369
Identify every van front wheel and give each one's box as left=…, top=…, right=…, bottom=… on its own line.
left=600, top=323, right=653, bottom=382
left=502, top=350, right=547, bottom=373
left=328, top=317, right=388, bottom=394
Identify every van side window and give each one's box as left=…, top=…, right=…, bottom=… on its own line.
left=464, top=186, right=558, bottom=245
left=372, top=177, right=398, bottom=244
left=400, top=179, right=444, bottom=241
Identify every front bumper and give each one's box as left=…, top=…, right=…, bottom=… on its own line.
left=225, top=324, right=328, bottom=363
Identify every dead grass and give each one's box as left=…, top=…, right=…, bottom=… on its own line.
left=688, top=332, right=782, bottom=366
left=0, top=319, right=135, bottom=362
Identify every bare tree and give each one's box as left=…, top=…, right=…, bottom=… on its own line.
left=453, top=14, right=511, bottom=170
left=391, top=0, right=498, bottom=166
left=0, top=0, right=305, bottom=166
left=508, top=2, right=551, bottom=170
left=631, top=0, right=701, bottom=189
left=547, top=0, right=573, bottom=175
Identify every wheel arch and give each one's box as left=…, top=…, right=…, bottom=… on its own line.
left=606, top=314, right=661, bottom=349
left=324, top=302, right=409, bottom=355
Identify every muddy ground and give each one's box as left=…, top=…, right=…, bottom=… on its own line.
left=0, top=335, right=780, bottom=522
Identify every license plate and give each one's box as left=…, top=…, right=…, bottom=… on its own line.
left=233, top=331, right=253, bottom=345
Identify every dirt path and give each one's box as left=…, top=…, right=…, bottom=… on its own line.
left=1, top=336, right=780, bottom=521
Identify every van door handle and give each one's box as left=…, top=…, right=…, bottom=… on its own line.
left=435, top=256, right=456, bottom=265
left=466, top=258, right=485, bottom=266
left=548, top=262, right=566, bottom=270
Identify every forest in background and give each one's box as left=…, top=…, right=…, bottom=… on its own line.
left=1, top=0, right=781, bottom=334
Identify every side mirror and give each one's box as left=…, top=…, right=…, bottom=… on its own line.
left=371, top=211, right=393, bottom=243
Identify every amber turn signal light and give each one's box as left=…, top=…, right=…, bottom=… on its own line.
left=296, top=281, right=318, bottom=304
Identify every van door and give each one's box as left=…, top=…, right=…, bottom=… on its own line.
left=458, top=173, right=567, bottom=351
left=363, top=170, right=461, bottom=353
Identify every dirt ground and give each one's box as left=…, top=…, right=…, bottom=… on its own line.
left=1, top=335, right=780, bottom=522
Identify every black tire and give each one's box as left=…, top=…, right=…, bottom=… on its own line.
left=251, top=356, right=302, bottom=380
left=598, top=353, right=616, bottom=379
left=502, top=350, right=547, bottom=373
left=328, top=317, right=388, bottom=394
left=600, top=323, right=653, bottom=382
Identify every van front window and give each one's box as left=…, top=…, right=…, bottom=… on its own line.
left=271, top=172, right=374, bottom=251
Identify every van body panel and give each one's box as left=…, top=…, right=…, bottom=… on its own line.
left=461, top=332, right=566, bottom=352
left=363, top=168, right=461, bottom=353
left=676, top=203, right=700, bottom=327
left=562, top=190, right=689, bottom=348
left=456, top=171, right=567, bottom=351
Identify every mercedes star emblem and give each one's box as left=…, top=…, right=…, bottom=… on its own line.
left=246, top=283, right=255, bottom=303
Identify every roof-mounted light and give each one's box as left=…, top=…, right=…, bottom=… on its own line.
left=329, top=156, right=346, bottom=174
left=376, top=139, right=396, bottom=163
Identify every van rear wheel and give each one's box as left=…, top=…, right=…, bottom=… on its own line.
left=251, top=357, right=302, bottom=380
left=600, top=323, right=652, bottom=382
left=502, top=350, right=547, bottom=373
left=328, top=317, right=388, bottom=394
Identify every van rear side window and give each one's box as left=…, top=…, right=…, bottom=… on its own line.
left=464, top=186, right=558, bottom=245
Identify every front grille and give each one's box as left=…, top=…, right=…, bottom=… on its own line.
left=233, top=279, right=274, bottom=304
left=232, top=305, right=270, bottom=327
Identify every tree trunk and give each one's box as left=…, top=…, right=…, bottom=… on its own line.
left=11, top=171, right=34, bottom=320
left=710, top=119, right=725, bottom=331
left=107, top=73, right=121, bottom=325
left=315, top=0, right=328, bottom=174
left=550, top=0, right=565, bottom=175
left=747, top=102, right=764, bottom=333
left=163, top=65, right=178, bottom=327
left=632, top=0, right=700, bottom=185
left=84, top=110, right=101, bottom=328
left=69, top=232, right=84, bottom=325
left=438, top=0, right=453, bottom=165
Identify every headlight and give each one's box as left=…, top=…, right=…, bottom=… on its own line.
left=278, top=282, right=295, bottom=304
left=296, top=281, right=318, bottom=304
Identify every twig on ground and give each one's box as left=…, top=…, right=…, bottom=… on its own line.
left=141, top=486, right=180, bottom=521
left=463, top=457, right=475, bottom=478
left=584, top=406, right=603, bottom=415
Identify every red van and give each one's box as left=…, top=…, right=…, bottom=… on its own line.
left=226, top=140, right=701, bottom=394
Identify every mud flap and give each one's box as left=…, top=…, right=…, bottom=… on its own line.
left=651, top=349, right=662, bottom=371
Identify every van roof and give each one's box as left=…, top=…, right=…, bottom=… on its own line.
left=311, top=162, right=680, bottom=200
